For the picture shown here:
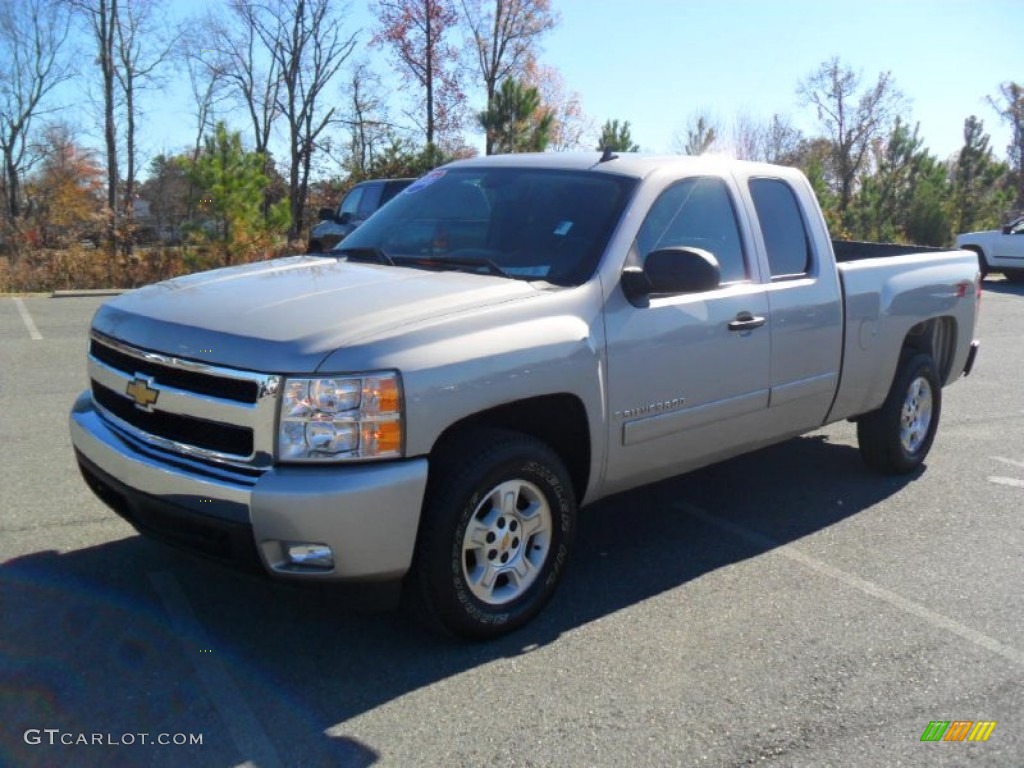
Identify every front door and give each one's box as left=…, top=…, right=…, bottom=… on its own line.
left=603, top=176, right=771, bottom=493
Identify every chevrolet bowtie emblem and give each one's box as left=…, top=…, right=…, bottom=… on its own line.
left=125, top=376, right=160, bottom=411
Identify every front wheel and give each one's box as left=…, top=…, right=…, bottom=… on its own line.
left=406, top=431, right=577, bottom=639
left=857, top=353, right=942, bottom=474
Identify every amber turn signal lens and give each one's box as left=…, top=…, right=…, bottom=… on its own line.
left=364, top=376, right=400, bottom=413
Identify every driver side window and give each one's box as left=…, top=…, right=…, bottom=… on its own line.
left=339, top=185, right=364, bottom=217
left=634, top=177, right=748, bottom=283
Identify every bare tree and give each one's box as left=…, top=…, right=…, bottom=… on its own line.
left=988, top=81, right=1024, bottom=209
left=798, top=57, right=905, bottom=213
left=373, top=0, right=463, bottom=149
left=459, top=0, right=557, bottom=154
left=343, top=62, right=399, bottom=178
left=761, top=113, right=803, bottom=164
left=250, top=0, right=357, bottom=239
left=180, top=29, right=229, bottom=223
left=732, top=112, right=761, bottom=161
left=67, top=0, right=121, bottom=252
left=113, top=0, right=178, bottom=254
left=0, top=0, right=72, bottom=229
left=732, top=112, right=802, bottom=163
left=521, top=60, right=590, bottom=152
left=208, top=1, right=282, bottom=156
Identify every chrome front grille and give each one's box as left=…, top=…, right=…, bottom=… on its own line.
left=88, top=332, right=280, bottom=469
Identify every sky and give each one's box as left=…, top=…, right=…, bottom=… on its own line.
left=52, top=0, right=1024, bottom=176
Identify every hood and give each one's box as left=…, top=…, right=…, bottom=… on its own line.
left=92, top=255, right=542, bottom=372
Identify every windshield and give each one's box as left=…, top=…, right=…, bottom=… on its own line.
left=334, top=167, right=637, bottom=286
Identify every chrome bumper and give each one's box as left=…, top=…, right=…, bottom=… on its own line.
left=70, top=391, right=428, bottom=581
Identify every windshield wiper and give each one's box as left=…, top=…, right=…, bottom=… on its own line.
left=394, top=255, right=512, bottom=279
left=332, top=246, right=395, bottom=266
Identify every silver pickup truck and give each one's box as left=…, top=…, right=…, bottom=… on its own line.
left=70, top=153, right=981, bottom=638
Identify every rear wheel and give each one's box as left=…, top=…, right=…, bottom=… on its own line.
left=857, top=353, right=942, bottom=474
left=406, top=431, right=577, bottom=639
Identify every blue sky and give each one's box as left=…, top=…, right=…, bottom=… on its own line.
left=61, top=0, right=1022, bottom=174
left=544, top=0, right=1021, bottom=159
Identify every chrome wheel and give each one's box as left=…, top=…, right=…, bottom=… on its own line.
left=461, top=479, right=552, bottom=605
left=899, top=376, right=933, bottom=455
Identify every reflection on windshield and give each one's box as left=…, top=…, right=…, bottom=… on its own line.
left=338, top=168, right=637, bottom=286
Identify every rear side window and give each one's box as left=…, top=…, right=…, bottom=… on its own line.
left=634, top=177, right=748, bottom=283
left=381, top=180, right=412, bottom=205
left=748, top=178, right=812, bottom=278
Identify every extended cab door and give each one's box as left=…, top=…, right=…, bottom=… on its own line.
left=745, top=177, right=843, bottom=433
left=602, top=176, right=771, bottom=492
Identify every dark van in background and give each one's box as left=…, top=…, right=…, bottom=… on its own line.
left=307, top=178, right=414, bottom=253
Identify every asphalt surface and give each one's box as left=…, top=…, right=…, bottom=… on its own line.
left=1, top=279, right=1022, bottom=767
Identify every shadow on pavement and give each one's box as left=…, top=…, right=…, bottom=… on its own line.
left=979, top=275, right=1024, bottom=295
left=1, top=432, right=920, bottom=767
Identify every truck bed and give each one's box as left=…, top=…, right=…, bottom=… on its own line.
left=832, top=239, right=950, bottom=262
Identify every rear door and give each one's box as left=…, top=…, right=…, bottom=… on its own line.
left=747, top=177, right=843, bottom=433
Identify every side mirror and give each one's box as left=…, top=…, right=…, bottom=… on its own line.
left=1001, top=226, right=1012, bottom=235
left=318, top=207, right=335, bottom=221
left=621, top=247, right=721, bottom=306
left=337, top=211, right=353, bottom=225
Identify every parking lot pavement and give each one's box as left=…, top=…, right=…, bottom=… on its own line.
left=1, top=282, right=1022, bottom=767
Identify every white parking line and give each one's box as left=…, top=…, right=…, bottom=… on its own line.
left=677, top=503, right=1024, bottom=668
left=993, top=456, right=1024, bottom=469
left=148, top=571, right=284, bottom=768
left=988, top=476, right=1024, bottom=488
left=12, top=297, right=42, bottom=340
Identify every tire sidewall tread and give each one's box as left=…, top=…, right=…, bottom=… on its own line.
left=408, top=430, right=577, bottom=640
left=857, top=352, right=942, bottom=474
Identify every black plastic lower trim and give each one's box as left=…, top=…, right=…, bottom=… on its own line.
left=75, top=450, right=264, bottom=574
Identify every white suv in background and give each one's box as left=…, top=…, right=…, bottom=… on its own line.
left=957, top=215, right=1024, bottom=281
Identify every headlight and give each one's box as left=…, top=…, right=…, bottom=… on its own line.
left=277, top=372, right=403, bottom=462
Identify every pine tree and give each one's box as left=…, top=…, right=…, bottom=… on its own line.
left=477, top=78, right=553, bottom=154
left=597, top=119, right=639, bottom=152
left=184, top=122, right=289, bottom=265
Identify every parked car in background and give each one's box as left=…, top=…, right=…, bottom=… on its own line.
left=956, top=215, right=1024, bottom=281
left=308, top=178, right=414, bottom=253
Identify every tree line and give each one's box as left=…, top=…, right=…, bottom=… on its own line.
left=1, top=0, right=1022, bottom=271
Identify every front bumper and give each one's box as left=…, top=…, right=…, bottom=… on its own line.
left=70, top=391, right=428, bottom=581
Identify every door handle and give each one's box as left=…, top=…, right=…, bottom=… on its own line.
left=728, top=312, right=767, bottom=332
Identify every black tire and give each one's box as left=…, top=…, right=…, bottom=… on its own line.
left=306, top=240, right=322, bottom=254
left=857, top=352, right=942, bottom=474
left=1005, top=269, right=1024, bottom=284
left=406, top=430, right=577, bottom=640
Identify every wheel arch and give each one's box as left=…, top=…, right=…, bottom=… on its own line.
left=901, top=316, right=958, bottom=384
left=959, top=244, right=989, bottom=274
left=428, top=394, right=591, bottom=504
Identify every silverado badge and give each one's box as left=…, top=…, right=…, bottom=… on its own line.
left=125, top=376, right=160, bottom=411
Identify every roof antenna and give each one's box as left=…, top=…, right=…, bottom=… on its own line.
left=599, top=146, right=618, bottom=163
